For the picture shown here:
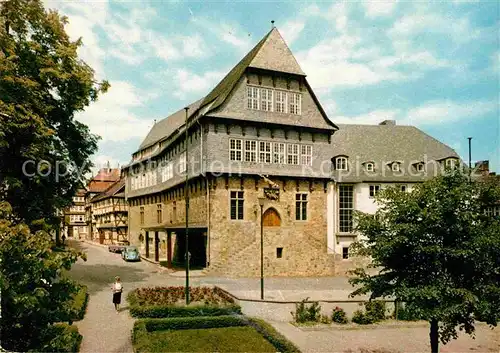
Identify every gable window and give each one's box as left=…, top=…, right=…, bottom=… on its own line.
left=336, top=157, right=348, bottom=171
left=275, top=91, right=287, bottom=113
left=287, top=144, right=299, bottom=165
left=229, top=139, right=242, bottom=161
left=247, top=86, right=259, bottom=110
left=273, top=142, right=286, bottom=164
left=260, top=88, right=273, bottom=112
left=392, top=163, right=400, bottom=172
left=369, top=185, right=381, bottom=198
left=289, top=92, right=301, bottom=115
left=300, top=145, right=312, bottom=166
left=365, top=162, right=374, bottom=172
left=259, top=141, right=272, bottom=164
left=244, top=140, right=257, bottom=162
left=339, top=185, right=354, bottom=233
left=230, top=191, right=244, bottom=220
left=295, top=193, right=308, bottom=221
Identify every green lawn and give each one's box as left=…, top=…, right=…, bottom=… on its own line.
left=137, top=326, right=277, bottom=352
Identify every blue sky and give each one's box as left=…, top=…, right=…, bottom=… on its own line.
left=45, top=0, right=499, bottom=172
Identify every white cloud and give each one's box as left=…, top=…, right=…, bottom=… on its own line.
left=191, top=17, right=252, bottom=50
left=364, top=0, right=398, bottom=17
left=74, top=81, right=151, bottom=143
left=404, top=100, right=497, bottom=125
left=172, top=69, right=226, bottom=99
left=280, top=20, right=305, bottom=46
left=333, top=109, right=401, bottom=125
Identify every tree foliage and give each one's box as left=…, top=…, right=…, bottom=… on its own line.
left=0, top=201, right=86, bottom=351
left=349, top=170, right=500, bottom=352
left=0, top=0, right=109, bottom=226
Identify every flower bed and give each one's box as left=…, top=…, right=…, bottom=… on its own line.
left=128, top=286, right=241, bottom=318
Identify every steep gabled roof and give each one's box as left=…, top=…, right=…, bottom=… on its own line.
left=90, top=178, right=125, bottom=202
left=87, top=168, right=121, bottom=193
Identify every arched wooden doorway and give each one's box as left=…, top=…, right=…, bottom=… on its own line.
left=263, top=208, right=281, bottom=227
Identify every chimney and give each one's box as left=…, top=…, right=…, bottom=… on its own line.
left=379, top=120, right=396, bottom=126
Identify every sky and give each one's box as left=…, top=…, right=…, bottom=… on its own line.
left=44, top=0, right=499, bottom=173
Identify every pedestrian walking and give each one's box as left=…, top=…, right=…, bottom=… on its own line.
left=111, top=276, right=123, bottom=312
left=61, top=234, right=66, bottom=244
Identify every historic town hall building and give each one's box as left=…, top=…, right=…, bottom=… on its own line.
left=123, top=27, right=460, bottom=276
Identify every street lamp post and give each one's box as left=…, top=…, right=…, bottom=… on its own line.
left=468, top=137, right=472, bottom=183
left=258, top=197, right=266, bottom=300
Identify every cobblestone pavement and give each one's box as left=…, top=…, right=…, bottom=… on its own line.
left=270, top=321, right=500, bottom=353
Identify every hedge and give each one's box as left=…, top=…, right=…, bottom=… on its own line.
left=70, top=284, right=89, bottom=321
left=247, top=317, right=301, bottom=353
left=129, top=304, right=242, bottom=318
left=135, top=316, right=247, bottom=332
left=30, top=323, right=82, bottom=352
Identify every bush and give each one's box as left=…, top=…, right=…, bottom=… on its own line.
left=320, top=314, right=332, bottom=324
left=351, top=309, right=375, bottom=325
left=291, top=298, right=321, bottom=323
left=247, top=317, right=301, bottom=353
left=331, top=307, right=348, bottom=324
left=365, top=300, right=387, bottom=322
left=136, top=316, right=247, bottom=332
left=30, top=323, right=82, bottom=352
left=129, top=304, right=242, bottom=318
left=69, top=285, right=89, bottom=321
left=394, top=302, right=422, bottom=321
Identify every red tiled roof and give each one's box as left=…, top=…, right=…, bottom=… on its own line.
left=87, top=168, right=121, bottom=192
left=91, top=178, right=125, bottom=202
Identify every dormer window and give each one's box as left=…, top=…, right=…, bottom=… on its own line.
left=365, top=162, right=375, bottom=172
left=415, top=163, right=425, bottom=172
left=445, top=158, right=457, bottom=169
left=335, top=156, right=348, bottom=171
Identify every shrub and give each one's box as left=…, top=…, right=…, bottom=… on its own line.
left=69, top=285, right=89, bottom=321
left=351, top=309, right=375, bottom=325
left=291, top=298, right=321, bottom=323
left=30, top=323, right=82, bottom=352
left=394, top=302, right=422, bottom=321
left=129, top=304, right=242, bottom=318
left=128, top=286, right=235, bottom=307
left=320, top=314, right=332, bottom=324
left=247, top=317, right=301, bottom=353
left=137, top=316, right=247, bottom=332
left=365, top=300, right=387, bottom=322
left=331, top=307, right=348, bottom=324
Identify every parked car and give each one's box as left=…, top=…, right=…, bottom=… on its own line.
left=108, top=240, right=130, bottom=253
left=121, top=246, right=140, bottom=262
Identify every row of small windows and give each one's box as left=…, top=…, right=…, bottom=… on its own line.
left=247, top=86, right=302, bottom=115
left=229, top=139, right=312, bottom=166
left=70, top=205, right=85, bottom=212
left=72, top=196, right=85, bottom=202
left=70, top=215, right=85, bottom=223
left=230, top=191, right=308, bottom=221
left=334, top=157, right=459, bottom=172
left=130, top=153, right=186, bottom=191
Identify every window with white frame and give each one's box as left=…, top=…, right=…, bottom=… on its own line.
left=247, top=86, right=259, bottom=110
left=445, top=158, right=457, bottom=168
left=369, top=185, right=381, bottom=198
left=259, top=141, right=272, bottom=164
left=300, top=145, right=312, bottom=166
left=275, top=90, right=286, bottom=113
left=244, top=140, right=257, bottom=162
left=273, top=142, right=286, bottom=164
left=289, top=93, right=301, bottom=115
left=484, top=205, right=500, bottom=217
left=260, top=88, right=273, bottom=112
left=365, top=162, right=374, bottom=172
left=336, top=157, right=348, bottom=170
left=179, top=152, right=186, bottom=173
left=339, top=185, right=354, bottom=233
left=230, top=191, right=244, bottom=220
left=229, top=139, right=242, bottom=161
left=295, top=193, right=308, bottom=221
left=287, top=144, right=299, bottom=165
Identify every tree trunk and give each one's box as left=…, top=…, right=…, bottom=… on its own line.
left=55, top=223, right=61, bottom=246
left=430, top=319, right=439, bottom=353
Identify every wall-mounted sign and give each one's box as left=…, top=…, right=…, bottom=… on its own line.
left=264, top=187, right=280, bottom=201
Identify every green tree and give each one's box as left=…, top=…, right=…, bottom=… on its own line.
left=0, top=0, right=109, bottom=230
left=0, top=201, right=86, bottom=351
left=349, top=170, right=500, bottom=353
